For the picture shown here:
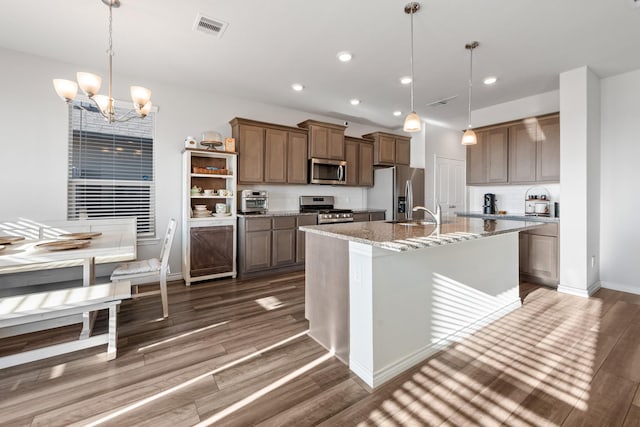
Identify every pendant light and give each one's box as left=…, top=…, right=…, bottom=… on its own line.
left=403, top=2, right=422, bottom=133
left=53, top=0, right=152, bottom=123
left=461, top=41, right=479, bottom=145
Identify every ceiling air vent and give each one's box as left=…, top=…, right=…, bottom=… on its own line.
left=630, top=0, right=640, bottom=8
left=193, top=13, right=229, bottom=38
left=426, top=95, right=458, bottom=107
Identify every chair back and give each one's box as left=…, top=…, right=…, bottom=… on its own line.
left=159, top=218, right=177, bottom=269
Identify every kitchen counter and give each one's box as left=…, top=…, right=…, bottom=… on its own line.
left=351, top=208, right=386, bottom=213
left=301, top=216, right=543, bottom=252
left=303, top=215, right=526, bottom=389
left=237, top=210, right=317, bottom=217
left=456, top=211, right=559, bottom=223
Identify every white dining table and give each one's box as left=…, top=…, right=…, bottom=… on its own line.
left=0, top=217, right=137, bottom=337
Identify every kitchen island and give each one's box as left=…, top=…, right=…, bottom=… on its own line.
left=300, top=217, right=543, bottom=389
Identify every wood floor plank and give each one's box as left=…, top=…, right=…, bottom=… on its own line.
left=2, top=276, right=640, bottom=426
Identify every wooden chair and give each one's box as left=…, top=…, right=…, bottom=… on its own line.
left=110, top=219, right=176, bottom=318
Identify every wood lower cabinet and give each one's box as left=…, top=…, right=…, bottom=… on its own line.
left=190, top=226, right=234, bottom=277
left=369, top=211, right=385, bottom=221
left=519, top=222, right=559, bottom=286
left=239, top=214, right=317, bottom=277
left=353, top=213, right=369, bottom=222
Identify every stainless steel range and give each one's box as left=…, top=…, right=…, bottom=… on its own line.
left=299, top=196, right=353, bottom=224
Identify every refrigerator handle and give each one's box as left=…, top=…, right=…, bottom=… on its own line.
left=406, top=179, right=413, bottom=220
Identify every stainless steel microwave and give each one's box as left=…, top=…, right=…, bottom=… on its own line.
left=309, top=158, right=347, bottom=185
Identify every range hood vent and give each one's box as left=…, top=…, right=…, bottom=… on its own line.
left=193, top=13, right=229, bottom=38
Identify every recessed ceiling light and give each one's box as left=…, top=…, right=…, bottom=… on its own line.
left=337, top=51, right=353, bottom=62
left=291, top=83, right=304, bottom=91
left=483, top=76, right=497, bottom=85
left=400, top=76, right=412, bottom=85
left=393, top=111, right=402, bottom=116
left=350, top=99, right=361, bottom=105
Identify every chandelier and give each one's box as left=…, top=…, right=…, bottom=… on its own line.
left=53, top=0, right=152, bottom=123
left=403, top=2, right=422, bottom=133
left=461, top=41, right=479, bottom=145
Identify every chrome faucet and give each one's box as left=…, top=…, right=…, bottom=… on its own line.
left=413, top=204, right=442, bottom=225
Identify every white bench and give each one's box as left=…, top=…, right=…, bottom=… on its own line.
left=0, top=281, right=131, bottom=369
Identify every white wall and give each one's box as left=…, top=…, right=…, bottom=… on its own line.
left=600, top=68, right=640, bottom=294
left=467, top=184, right=560, bottom=215
left=0, top=47, right=389, bottom=281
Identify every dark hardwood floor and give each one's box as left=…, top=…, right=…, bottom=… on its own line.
left=1, top=274, right=640, bottom=426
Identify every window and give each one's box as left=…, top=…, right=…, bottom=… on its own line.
left=67, top=100, right=156, bottom=237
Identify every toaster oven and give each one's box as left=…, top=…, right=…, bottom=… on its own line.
left=240, top=190, right=268, bottom=213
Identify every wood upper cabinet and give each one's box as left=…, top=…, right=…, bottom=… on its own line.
left=467, top=113, right=559, bottom=186
left=359, top=141, right=374, bottom=186
left=509, top=123, right=537, bottom=184
left=264, top=128, right=287, bottom=183
left=536, top=116, right=560, bottom=182
left=297, top=120, right=347, bottom=160
left=233, top=122, right=264, bottom=184
left=231, top=118, right=309, bottom=185
left=363, top=132, right=412, bottom=166
left=485, top=127, right=509, bottom=183
left=344, top=138, right=359, bottom=186
left=287, top=131, right=308, bottom=184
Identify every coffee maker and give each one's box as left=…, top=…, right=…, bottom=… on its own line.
left=483, top=193, right=497, bottom=214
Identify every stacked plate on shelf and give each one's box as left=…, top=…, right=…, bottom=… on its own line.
left=192, top=205, right=212, bottom=218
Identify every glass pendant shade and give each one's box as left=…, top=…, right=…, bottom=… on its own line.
left=403, top=111, right=422, bottom=133
left=53, top=79, right=78, bottom=102
left=462, top=129, right=477, bottom=145
left=137, top=101, right=152, bottom=117
left=130, top=86, right=152, bottom=107
left=76, top=72, right=102, bottom=97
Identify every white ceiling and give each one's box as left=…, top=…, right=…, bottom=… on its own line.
left=1, top=0, right=639, bottom=130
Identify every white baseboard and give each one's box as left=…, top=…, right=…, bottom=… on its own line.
left=168, top=272, right=183, bottom=283
left=601, top=281, right=640, bottom=296
left=368, top=298, right=522, bottom=389
left=557, top=281, right=601, bottom=298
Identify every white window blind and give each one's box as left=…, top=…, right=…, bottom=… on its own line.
left=67, top=100, right=156, bottom=237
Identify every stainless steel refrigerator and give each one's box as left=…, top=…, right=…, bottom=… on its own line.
left=367, top=166, right=425, bottom=221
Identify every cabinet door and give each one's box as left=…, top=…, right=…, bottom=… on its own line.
left=395, top=139, right=411, bottom=165
left=264, top=128, right=287, bottom=183
left=287, top=131, right=308, bottom=184
left=519, top=232, right=529, bottom=274
left=245, top=230, right=272, bottom=272
left=466, top=131, right=486, bottom=184
left=486, top=127, right=509, bottom=183
left=190, top=226, right=234, bottom=277
left=309, top=126, right=329, bottom=159
left=272, top=229, right=296, bottom=267
left=369, top=211, right=385, bottom=221
left=353, top=212, right=369, bottom=222
left=509, top=123, right=537, bottom=183
left=329, top=129, right=345, bottom=160
left=359, top=142, right=374, bottom=186
left=536, top=116, right=560, bottom=182
left=377, top=135, right=396, bottom=165
left=344, top=139, right=359, bottom=186
left=238, top=125, right=265, bottom=183
left=528, top=234, right=558, bottom=281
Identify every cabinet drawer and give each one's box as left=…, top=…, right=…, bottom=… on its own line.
left=273, top=216, right=296, bottom=230
left=527, top=223, right=558, bottom=237
left=297, top=215, right=317, bottom=227
left=353, top=213, right=369, bottom=222
left=246, top=217, right=272, bottom=232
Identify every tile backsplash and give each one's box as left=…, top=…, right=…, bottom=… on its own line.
left=467, top=184, right=560, bottom=215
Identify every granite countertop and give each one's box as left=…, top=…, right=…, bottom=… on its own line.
left=237, top=210, right=317, bottom=218
left=455, top=211, right=559, bottom=223
left=300, top=216, right=544, bottom=252
left=351, top=208, right=386, bottom=213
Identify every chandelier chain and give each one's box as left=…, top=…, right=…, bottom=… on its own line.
left=409, top=6, right=415, bottom=112
left=467, top=46, right=473, bottom=129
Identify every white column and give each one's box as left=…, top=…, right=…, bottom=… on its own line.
left=558, top=66, right=601, bottom=297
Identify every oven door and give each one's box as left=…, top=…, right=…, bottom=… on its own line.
left=310, top=158, right=347, bottom=185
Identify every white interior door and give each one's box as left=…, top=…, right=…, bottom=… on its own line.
left=435, top=156, right=466, bottom=218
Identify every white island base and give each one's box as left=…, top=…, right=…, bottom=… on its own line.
left=305, top=230, right=521, bottom=390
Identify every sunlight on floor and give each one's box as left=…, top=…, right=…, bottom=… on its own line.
left=255, top=295, right=284, bottom=311
left=137, top=321, right=228, bottom=352
left=365, top=289, right=602, bottom=425
left=84, top=330, right=310, bottom=426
